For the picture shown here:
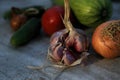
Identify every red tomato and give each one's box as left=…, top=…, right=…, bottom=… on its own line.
left=41, top=6, right=65, bottom=36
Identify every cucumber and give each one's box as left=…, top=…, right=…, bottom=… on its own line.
left=10, top=18, right=40, bottom=47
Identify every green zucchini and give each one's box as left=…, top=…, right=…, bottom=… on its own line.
left=10, top=18, right=40, bottom=47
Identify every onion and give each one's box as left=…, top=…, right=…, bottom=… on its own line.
left=10, top=7, right=26, bottom=31
left=10, top=14, right=27, bottom=31
left=92, top=20, right=120, bottom=58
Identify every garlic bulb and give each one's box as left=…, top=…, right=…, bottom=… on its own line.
left=48, top=0, right=89, bottom=67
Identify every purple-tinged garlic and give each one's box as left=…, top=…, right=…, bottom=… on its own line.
left=48, top=0, right=89, bottom=67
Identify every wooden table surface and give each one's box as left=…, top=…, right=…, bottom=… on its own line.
left=0, top=0, right=120, bottom=80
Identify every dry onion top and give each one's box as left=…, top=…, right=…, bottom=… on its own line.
left=101, top=20, right=120, bottom=47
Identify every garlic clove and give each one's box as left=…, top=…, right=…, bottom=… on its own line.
left=65, top=30, right=89, bottom=53
left=52, top=43, right=64, bottom=61
left=50, top=29, right=68, bottom=45
left=50, top=31, right=63, bottom=46
left=62, top=49, right=77, bottom=65
left=74, top=36, right=84, bottom=52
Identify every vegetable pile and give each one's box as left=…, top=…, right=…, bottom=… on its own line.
left=3, top=0, right=120, bottom=67
left=4, top=6, right=45, bottom=47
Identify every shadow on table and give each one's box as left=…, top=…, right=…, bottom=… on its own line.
left=82, top=44, right=104, bottom=67
left=112, top=0, right=120, bottom=2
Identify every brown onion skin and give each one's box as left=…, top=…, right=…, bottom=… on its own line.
left=92, top=20, right=120, bottom=59
left=10, top=14, right=27, bottom=31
